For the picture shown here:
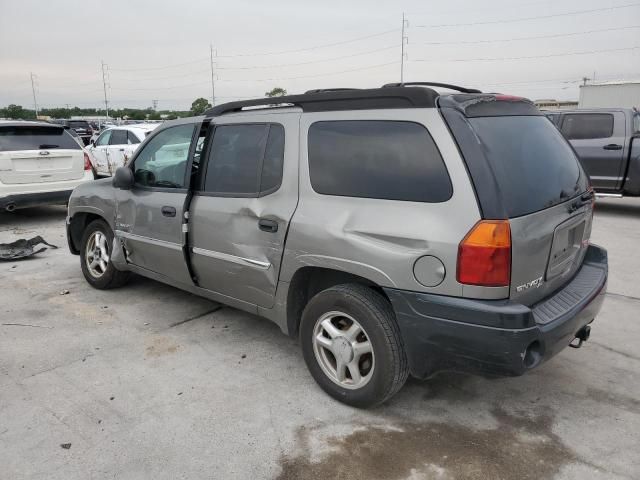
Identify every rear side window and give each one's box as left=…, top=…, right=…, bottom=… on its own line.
left=203, top=123, right=284, bottom=196
left=561, top=113, right=613, bottom=140
left=0, top=126, right=81, bottom=151
left=109, top=129, right=128, bottom=145
left=467, top=116, right=587, bottom=217
left=308, top=121, right=452, bottom=202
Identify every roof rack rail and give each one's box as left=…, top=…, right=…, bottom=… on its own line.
left=382, top=82, right=482, bottom=94
left=203, top=87, right=439, bottom=117
left=304, top=88, right=361, bottom=94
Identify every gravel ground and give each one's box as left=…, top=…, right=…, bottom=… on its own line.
left=1, top=198, right=639, bottom=480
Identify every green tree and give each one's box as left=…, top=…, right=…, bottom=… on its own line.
left=5, top=104, right=34, bottom=119
left=191, top=97, right=212, bottom=115
left=265, top=87, right=287, bottom=98
left=148, top=111, right=161, bottom=120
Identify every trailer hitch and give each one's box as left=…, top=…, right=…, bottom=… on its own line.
left=569, top=325, right=591, bottom=349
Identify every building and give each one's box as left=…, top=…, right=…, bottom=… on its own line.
left=579, top=80, right=640, bottom=108
left=534, top=99, right=579, bottom=110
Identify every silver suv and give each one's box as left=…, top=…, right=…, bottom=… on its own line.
left=66, top=83, right=608, bottom=407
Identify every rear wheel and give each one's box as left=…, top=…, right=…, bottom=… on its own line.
left=80, top=219, right=129, bottom=289
left=300, top=284, right=409, bottom=407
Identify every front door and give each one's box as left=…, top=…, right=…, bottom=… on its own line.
left=89, top=129, right=111, bottom=176
left=561, top=112, right=625, bottom=191
left=115, top=122, right=198, bottom=285
left=189, top=113, right=299, bottom=308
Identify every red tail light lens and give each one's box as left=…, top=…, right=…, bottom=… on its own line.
left=84, top=152, right=92, bottom=171
left=457, top=220, right=511, bottom=287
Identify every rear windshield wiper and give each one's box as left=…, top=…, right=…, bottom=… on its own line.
left=39, top=144, right=60, bottom=149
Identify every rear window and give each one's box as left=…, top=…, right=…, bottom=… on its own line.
left=560, top=113, right=613, bottom=140
left=68, top=121, right=91, bottom=129
left=308, top=120, right=452, bottom=202
left=0, top=126, right=82, bottom=152
left=467, top=116, right=587, bottom=217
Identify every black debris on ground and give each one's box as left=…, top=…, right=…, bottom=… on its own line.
left=0, top=236, right=57, bottom=261
left=60, top=443, right=71, bottom=450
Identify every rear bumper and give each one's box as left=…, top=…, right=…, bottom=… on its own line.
left=385, top=244, right=608, bottom=379
left=0, top=189, right=73, bottom=210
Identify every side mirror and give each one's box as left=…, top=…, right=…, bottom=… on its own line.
left=113, top=167, right=134, bottom=190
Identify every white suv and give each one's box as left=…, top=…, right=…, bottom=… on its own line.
left=0, top=121, right=94, bottom=212
left=87, top=124, right=158, bottom=177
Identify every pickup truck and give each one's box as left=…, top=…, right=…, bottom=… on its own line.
left=545, top=108, right=640, bottom=196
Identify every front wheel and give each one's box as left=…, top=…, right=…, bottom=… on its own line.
left=300, top=284, right=409, bottom=408
left=79, top=219, right=130, bottom=289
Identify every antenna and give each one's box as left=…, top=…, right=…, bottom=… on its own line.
left=30, top=72, right=39, bottom=118
left=401, top=13, right=409, bottom=83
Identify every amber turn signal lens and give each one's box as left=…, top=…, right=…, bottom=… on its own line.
left=456, top=220, right=511, bottom=287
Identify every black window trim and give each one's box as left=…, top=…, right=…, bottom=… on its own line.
left=307, top=119, right=453, bottom=203
left=560, top=112, right=615, bottom=140
left=195, top=121, right=285, bottom=199
left=129, top=122, right=200, bottom=193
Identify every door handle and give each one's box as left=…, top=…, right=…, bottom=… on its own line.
left=119, top=148, right=125, bottom=152
left=603, top=144, right=622, bottom=150
left=161, top=206, right=176, bottom=217
left=258, top=218, right=278, bottom=233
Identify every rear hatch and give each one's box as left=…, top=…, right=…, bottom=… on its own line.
left=0, top=124, right=85, bottom=184
left=440, top=95, right=592, bottom=306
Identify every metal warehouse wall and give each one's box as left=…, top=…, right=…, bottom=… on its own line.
left=579, top=83, right=640, bottom=108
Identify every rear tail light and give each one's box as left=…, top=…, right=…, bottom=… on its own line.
left=457, top=220, right=511, bottom=287
left=84, top=152, right=92, bottom=171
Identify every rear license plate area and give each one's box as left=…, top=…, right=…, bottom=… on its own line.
left=546, top=214, right=586, bottom=280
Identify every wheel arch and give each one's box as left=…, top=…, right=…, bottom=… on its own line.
left=68, top=211, right=108, bottom=254
left=285, top=266, right=390, bottom=338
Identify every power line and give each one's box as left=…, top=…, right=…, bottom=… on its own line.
left=109, top=57, right=209, bottom=72
left=413, top=46, right=640, bottom=63
left=415, top=3, right=640, bottom=28
left=214, top=45, right=397, bottom=70
left=417, top=25, right=640, bottom=45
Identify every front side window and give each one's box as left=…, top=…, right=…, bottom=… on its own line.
left=109, top=129, right=128, bottom=145
left=96, top=130, right=111, bottom=146
left=133, top=124, right=195, bottom=189
left=308, top=120, right=452, bottom=202
left=561, top=113, right=614, bottom=140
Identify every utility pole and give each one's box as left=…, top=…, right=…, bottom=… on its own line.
left=152, top=99, right=158, bottom=111
left=210, top=44, right=216, bottom=106
left=582, top=76, right=589, bottom=86
left=400, top=13, right=409, bottom=83
left=30, top=72, right=39, bottom=118
left=101, top=60, right=110, bottom=119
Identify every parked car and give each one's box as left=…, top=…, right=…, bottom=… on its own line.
left=87, top=124, right=158, bottom=177
left=52, top=119, right=94, bottom=145
left=66, top=84, right=607, bottom=407
left=545, top=108, right=640, bottom=197
left=0, top=121, right=94, bottom=211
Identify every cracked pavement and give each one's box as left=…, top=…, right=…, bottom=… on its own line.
left=1, top=198, right=639, bottom=479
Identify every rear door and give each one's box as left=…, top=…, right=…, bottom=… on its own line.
left=0, top=125, right=84, bottom=184
left=560, top=111, right=625, bottom=191
left=114, top=122, right=199, bottom=284
left=189, top=113, right=299, bottom=308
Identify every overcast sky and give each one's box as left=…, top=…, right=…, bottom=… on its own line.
left=1, top=0, right=639, bottom=110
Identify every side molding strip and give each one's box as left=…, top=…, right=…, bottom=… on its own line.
left=192, top=247, right=271, bottom=270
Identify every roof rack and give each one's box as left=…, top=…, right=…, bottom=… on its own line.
left=304, top=88, right=361, bottom=94
left=203, top=87, right=440, bottom=117
left=382, top=82, right=482, bottom=94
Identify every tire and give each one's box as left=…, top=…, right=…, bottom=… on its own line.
left=300, top=283, right=409, bottom=408
left=79, top=219, right=130, bottom=289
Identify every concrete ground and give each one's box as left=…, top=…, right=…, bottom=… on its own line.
left=1, top=198, right=639, bottom=480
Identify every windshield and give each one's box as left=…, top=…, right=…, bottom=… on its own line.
left=468, top=116, right=588, bottom=217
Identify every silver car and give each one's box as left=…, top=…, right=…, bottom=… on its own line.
left=66, top=83, right=608, bottom=407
